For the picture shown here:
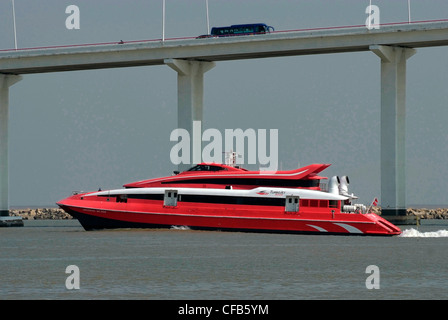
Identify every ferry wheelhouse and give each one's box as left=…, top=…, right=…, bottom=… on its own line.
left=123, top=162, right=328, bottom=190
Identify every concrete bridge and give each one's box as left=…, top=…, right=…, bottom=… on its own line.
left=1, top=20, right=448, bottom=225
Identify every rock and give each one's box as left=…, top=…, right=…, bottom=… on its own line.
left=371, top=206, right=381, bottom=214
left=9, top=208, right=72, bottom=220
left=405, top=207, right=448, bottom=220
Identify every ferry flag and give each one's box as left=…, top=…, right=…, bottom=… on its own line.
left=372, top=198, right=378, bottom=206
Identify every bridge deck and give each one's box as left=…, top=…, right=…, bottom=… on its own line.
left=1, top=20, right=448, bottom=74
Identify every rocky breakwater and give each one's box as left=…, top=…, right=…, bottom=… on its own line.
left=10, top=208, right=72, bottom=220
left=371, top=207, right=448, bottom=219
left=406, top=208, right=448, bottom=220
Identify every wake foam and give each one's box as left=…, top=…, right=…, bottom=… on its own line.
left=399, top=228, right=448, bottom=238
left=170, top=225, right=190, bottom=230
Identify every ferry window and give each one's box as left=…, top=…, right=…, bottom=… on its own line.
left=302, top=199, right=309, bottom=207
left=188, top=165, right=200, bottom=171
left=187, top=165, right=225, bottom=172
left=209, top=166, right=225, bottom=171
left=319, top=200, right=328, bottom=207
left=329, top=200, right=338, bottom=208
left=116, top=194, right=127, bottom=203
left=310, top=200, right=318, bottom=207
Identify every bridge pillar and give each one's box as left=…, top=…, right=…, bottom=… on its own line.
left=370, top=45, right=416, bottom=223
left=0, top=74, right=23, bottom=227
left=165, top=59, right=215, bottom=171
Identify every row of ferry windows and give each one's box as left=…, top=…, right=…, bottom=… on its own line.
left=287, top=199, right=338, bottom=208
left=107, top=193, right=338, bottom=208
left=303, top=199, right=339, bottom=208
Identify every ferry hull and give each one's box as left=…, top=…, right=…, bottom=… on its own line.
left=58, top=201, right=401, bottom=236
left=57, top=162, right=402, bottom=236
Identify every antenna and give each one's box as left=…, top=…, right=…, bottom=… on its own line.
left=407, top=0, right=411, bottom=23
left=223, top=150, right=241, bottom=167
left=11, top=0, right=18, bottom=50
left=162, top=0, right=166, bottom=41
left=205, top=0, right=210, bottom=34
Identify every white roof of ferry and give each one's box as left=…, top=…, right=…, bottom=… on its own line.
left=86, top=187, right=348, bottom=201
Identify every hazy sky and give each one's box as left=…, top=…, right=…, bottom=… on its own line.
left=0, top=0, right=447, bottom=206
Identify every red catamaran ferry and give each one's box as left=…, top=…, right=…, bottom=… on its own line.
left=57, top=156, right=401, bottom=236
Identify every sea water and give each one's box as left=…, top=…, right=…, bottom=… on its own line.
left=1, top=219, right=448, bottom=300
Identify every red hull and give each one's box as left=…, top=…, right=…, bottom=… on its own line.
left=58, top=192, right=401, bottom=236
